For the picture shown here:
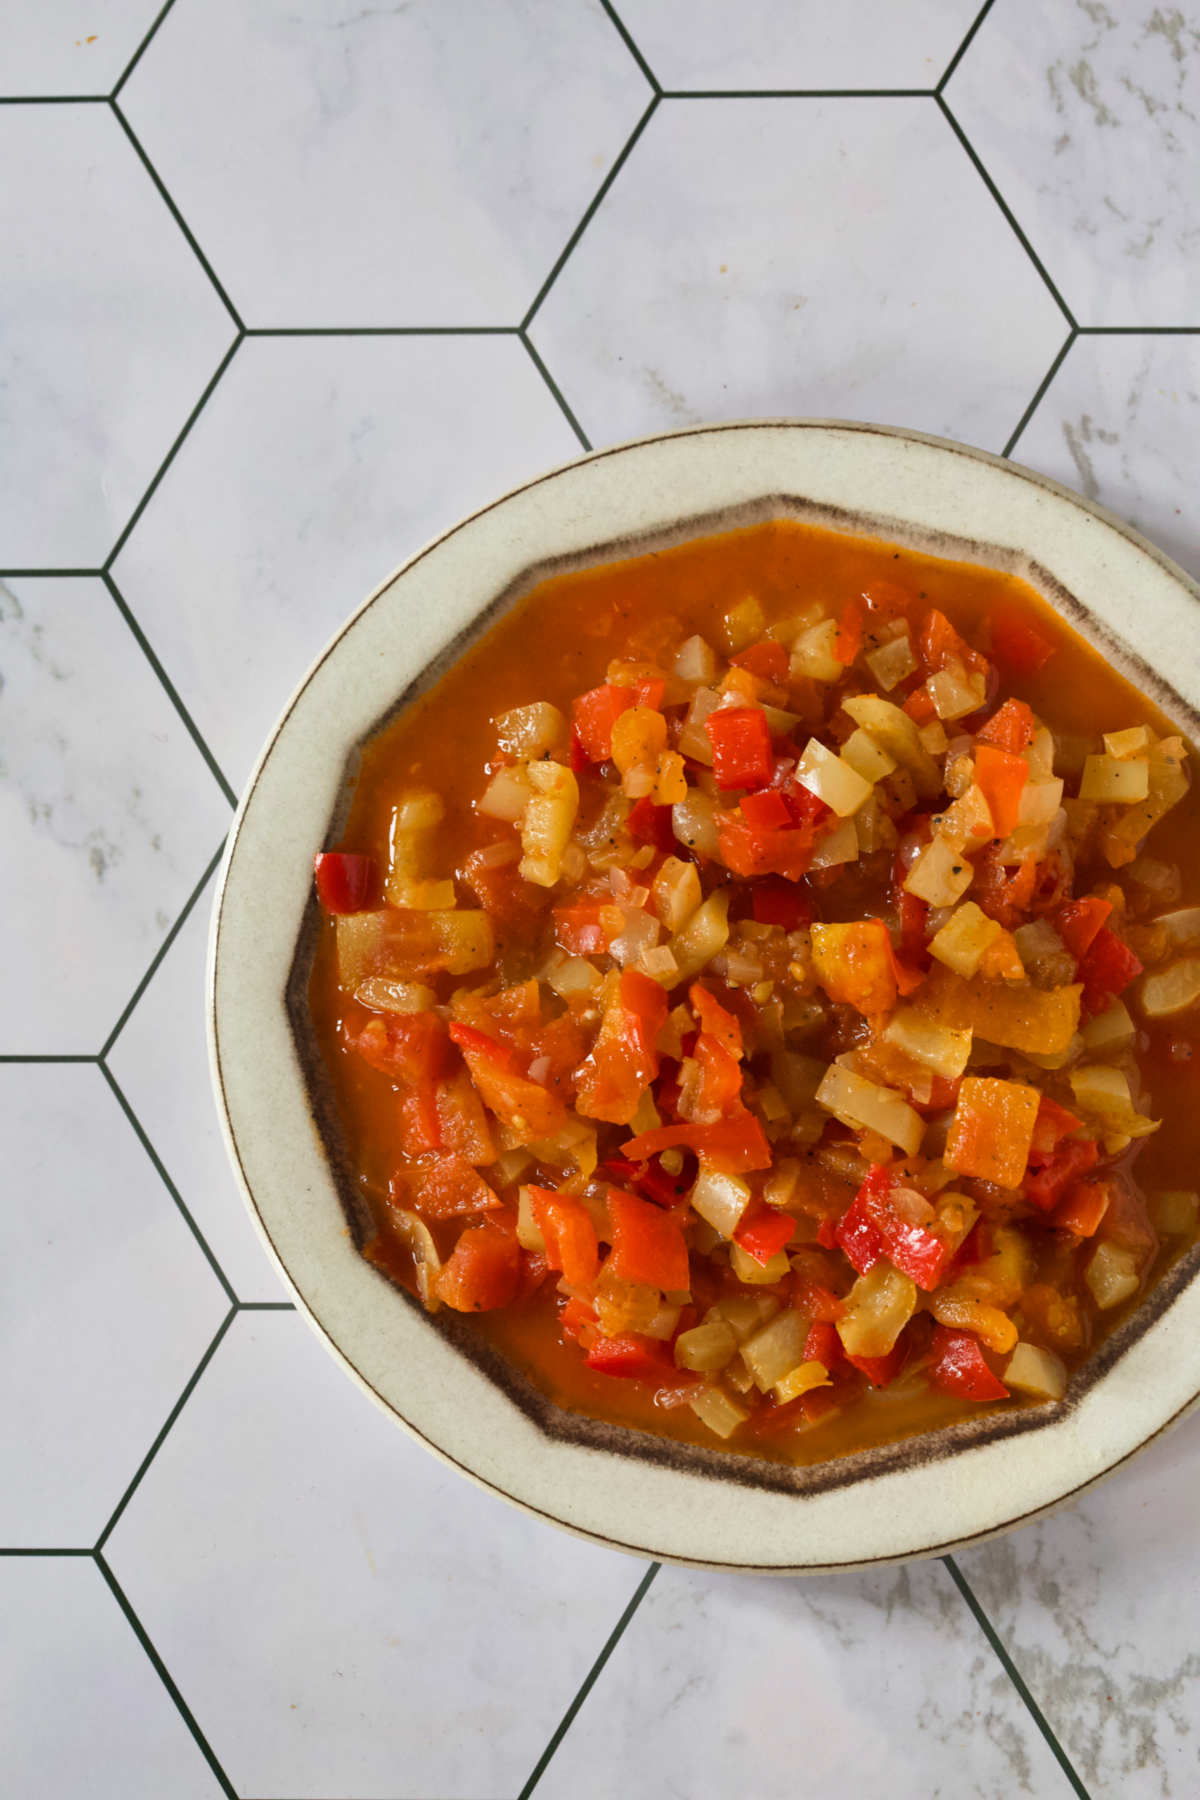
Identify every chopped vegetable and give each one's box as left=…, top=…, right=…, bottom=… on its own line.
left=945, top=1078, right=1040, bottom=1189
left=929, top=1327, right=1009, bottom=1402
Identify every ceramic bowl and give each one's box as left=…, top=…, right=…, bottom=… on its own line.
left=208, top=420, right=1200, bottom=1573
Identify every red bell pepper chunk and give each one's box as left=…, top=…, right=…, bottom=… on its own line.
left=733, top=1210, right=796, bottom=1267
left=313, top=851, right=375, bottom=913
left=569, top=724, right=589, bottom=774
left=1052, top=1179, right=1111, bottom=1238
left=989, top=612, right=1056, bottom=678
left=974, top=745, right=1029, bottom=838
left=804, top=1320, right=843, bottom=1369
left=705, top=707, right=773, bottom=791
left=447, top=1021, right=516, bottom=1068
left=1024, top=1135, right=1100, bottom=1210
left=751, top=876, right=812, bottom=930
left=634, top=676, right=666, bottom=711
left=606, top=1188, right=691, bottom=1292
left=731, top=640, right=789, bottom=683
left=718, top=815, right=819, bottom=882
left=554, top=899, right=618, bottom=955
left=1077, top=926, right=1143, bottom=1018
left=833, top=599, right=864, bottom=666
left=862, top=580, right=913, bottom=620
left=572, top=684, right=634, bottom=762
left=846, top=1345, right=905, bottom=1388
left=1027, top=1095, right=1085, bottom=1166
left=928, top=1326, right=1009, bottom=1402
left=783, top=781, right=832, bottom=828
left=848, top=1165, right=951, bottom=1291
left=834, top=1192, right=885, bottom=1276
left=620, top=1109, right=772, bottom=1174
left=559, top=1295, right=597, bottom=1343
left=585, top=1332, right=675, bottom=1381
left=903, top=686, right=937, bottom=725
left=976, top=697, right=1036, bottom=753
left=921, top=608, right=989, bottom=677
left=528, top=1186, right=600, bottom=1289
left=1053, top=896, right=1112, bottom=961
left=945, top=1218, right=993, bottom=1280
left=897, top=889, right=930, bottom=967
left=690, top=982, right=743, bottom=1058
left=627, top=796, right=675, bottom=851
left=740, top=787, right=793, bottom=832
left=436, top=1224, right=521, bottom=1313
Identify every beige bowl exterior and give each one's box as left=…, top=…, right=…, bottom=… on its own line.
left=208, top=420, right=1200, bottom=1572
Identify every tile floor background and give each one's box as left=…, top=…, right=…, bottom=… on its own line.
left=2, top=2, right=1198, bottom=1796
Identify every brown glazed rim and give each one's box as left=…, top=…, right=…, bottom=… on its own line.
left=211, top=418, right=1200, bottom=1570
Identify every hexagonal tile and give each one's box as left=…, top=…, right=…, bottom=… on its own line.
left=121, top=0, right=650, bottom=327
left=0, top=578, right=230, bottom=1054
left=957, top=1412, right=1200, bottom=1800
left=530, top=98, right=1067, bottom=450
left=1013, top=332, right=1200, bottom=582
left=617, top=0, right=980, bottom=92
left=0, top=1065, right=229, bottom=1546
left=1, top=1557, right=223, bottom=1799
left=0, top=106, right=235, bottom=566
left=946, top=2, right=1200, bottom=325
left=0, top=4, right=162, bottom=95
left=537, top=1559, right=1080, bottom=1800
left=111, top=333, right=586, bottom=788
left=109, top=869, right=286, bottom=1301
left=108, top=1311, right=654, bottom=1800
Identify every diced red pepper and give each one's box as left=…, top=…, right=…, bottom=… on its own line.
left=846, top=1345, right=905, bottom=1388
left=314, top=851, right=376, bottom=913
left=1077, top=926, right=1143, bottom=1019
left=976, top=697, right=1036, bottom=753
left=783, top=781, right=832, bottom=828
left=569, top=725, right=589, bottom=774
left=620, top=1109, right=772, bottom=1174
left=705, top=707, right=773, bottom=791
left=559, top=1295, right=597, bottom=1344
left=897, top=890, right=931, bottom=969
left=1053, top=896, right=1112, bottom=961
left=528, top=1187, right=601, bottom=1289
left=627, top=796, right=676, bottom=851
left=718, top=815, right=819, bottom=882
left=436, top=1224, right=521, bottom=1312
left=733, top=1210, right=796, bottom=1267
left=804, top=1320, right=843, bottom=1369
left=862, top=580, right=913, bottom=620
left=731, top=640, right=789, bottom=683
left=1052, top=1180, right=1111, bottom=1238
left=634, top=676, right=666, bottom=711
left=848, top=1165, right=951, bottom=1291
left=928, top=1326, right=1009, bottom=1402
left=690, top=982, right=743, bottom=1058
left=740, top=787, right=793, bottom=832
left=1027, top=1095, right=1085, bottom=1166
left=397, top=1154, right=500, bottom=1222
left=554, top=899, right=618, bottom=955
left=833, top=599, right=864, bottom=666
left=447, top=1020, right=516, bottom=1068
left=1024, top=1135, right=1100, bottom=1211
left=989, top=613, right=1056, bottom=678
left=585, top=1332, right=675, bottom=1381
left=920, top=608, right=988, bottom=678
left=834, top=1192, right=885, bottom=1276
left=974, top=744, right=1029, bottom=838
left=752, top=876, right=812, bottom=930
left=571, top=684, right=634, bottom=762
left=606, top=1188, right=691, bottom=1292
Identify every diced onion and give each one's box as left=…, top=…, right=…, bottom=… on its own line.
left=927, top=901, right=1001, bottom=978
left=809, top=817, right=861, bottom=869
left=730, top=1243, right=792, bottom=1284
left=392, top=789, right=444, bottom=832
left=840, top=728, right=897, bottom=783
left=652, top=856, right=702, bottom=932
left=690, top=1166, right=751, bottom=1237
left=1004, top=1342, right=1067, bottom=1401
left=1079, top=754, right=1150, bottom=803
left=1079, top=997, right=1134, bottom=1053
left=1085, top=1241, right=1141, bottom=1310
left=355, top=978, right=436, bottom=1014
left=669, top=888, right=731, bottom=983
left=815, top=1063, right=925, bottom=1156
left=678, top=687, right=721, bottom=762
left=671, top=788, right=720, bottom=858
left=1150, top=1190, right=1199, bottom=1235
left=1140, top=957, right=1200, bottom=1019
left=1068, top=1064, right=1159, bottom=1139
left=741, top=1310, right=809, bottom=1391
left=723, top=595, right=765, bottom=653
left=1103, top=725, right=1152, bottom=759
left=864, top=630, right=916, bottom=691
left=904, top=835, right=974, bottom=908
left=837, top=1263, right=918, bottom=1359
left=927, top=667, right=987, bottom=721
left=477, top=765, right=533, bottom=821
left=713, top=1293, right=781, bottom=1342
left=519, top=761, right=579, bottom=887
left=546, top=955, right=602, bottom=998
left=687, top=1383, right=749, bottom=1438
left=795, top=738, right=873, bottom=816
left=841, top=693, right=942, bottom=796
left=883, top=1009, right=973, bottom=1079
left=674, top=1319, right=738, bottom=1372
left=790, top=618, right=843, bottom=682
left=516, top=1186, right=546, bottom=1253
left=1018, top=777, right=1064, bottom=828
left=1155, top=907, right=1200, bottom=949
left=495, top=702, right=566, bottom=759
left=389, top=1210, right=442, bottom=1313
left=673, top=634, right=718, bottom=684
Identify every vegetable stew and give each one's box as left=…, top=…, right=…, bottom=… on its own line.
left=308, top=519, right=1200, bottom=1467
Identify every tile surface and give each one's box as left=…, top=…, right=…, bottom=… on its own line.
left=121, top=0, right=651, bottom=327
left=617, top=0, right=980, bottom=91
left=531, top=96, right=1067, bottom=451
left=538, top=1559, right=1079, bottom=1800
left=0, top=1557, right=223, bottom=1800
left=0, top=1, right=160, bottom=95
left=0, top=578, right=230, bottom=1054
left=108, top=869, right=285, bottom=1301
left=0, top=1064, right=228, bottom=1546
left=0, top=106, right=234, bottom=566
left=112, top=333, right=584, bottom=788
left=109, top=1312, right=648, bottom=1800
left=947, top=0, right=1200, bottom=326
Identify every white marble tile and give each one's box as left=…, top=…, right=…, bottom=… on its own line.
left=0, top=1557, right=223, bottom=1800
left=957, top=1409, right=1200, bottom=1799
left=618, top=0, right=979, bottom=91
left=108, top=1310, right=649, bottom=1800
left=0, top=2, right=161, bottom=95
left=531, top=97, right=1067, bottom=452
left=0, top=578, right=231, bottom=1055
left=111, top=333, right=584, bottom=789
left=1014, top=332, right=1200, bottom=584
left=0, top=106, right=234, bottom=567
left=0, top=1065, right=229, bottom=1546
left=120, top=0, right=650, bottom=327
left=108, top=870, right=285, bottom=1302
left=947, top=1, right=1200, bottom=326
left=537, top=1557, right=1078, bottom=1800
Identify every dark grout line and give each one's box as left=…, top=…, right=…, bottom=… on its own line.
left=1002, top=329, right=1076, bottom=459
left=0, top=568, right=104, bottom=578
left=943, top=1557, right=1093, bottom=1800
left=520, top=333, right=592, bottom=452
left=243, top=324, right=518, bottom=337
left=596, top=0, right=661, bottom=94
left=0, top=1053, right=99, bottom=1063
left=522, top=93, right=660, bottom=331
left=0, top=94, right=109, bottom=104
left=95, top=1552, right=239, bottom=1799
left=102, top=571, right=238, bottom=809
left=237, top=1301, right=297, bottom=1311
left=105, top=335, right=243, bottom=570
left=937, top=0, right=997, bottom=94
left=101, top=839, right=227, bottom=1058
left=935, top=95, right=1076, bottom=332
left=99, top=1063, right=239, bottom=1307
left=0, top=1546, right=94, bottom=1556
left=1077, top=324, right=1200, bottom=336
left=94, top=1310, right=237, bottom=1554
left=111, top=0, right=180, bottom=99
left=108, top=97, right=244, bottom=329
left=660, top=87, right=934, bottom=98
left=517, top=1561, right=659, bottom=1798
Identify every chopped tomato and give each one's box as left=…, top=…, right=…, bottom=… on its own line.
left=846, top=1345, right=906, bottom=1388
left=606, top=1188, right=691, bottom=1292
left=705, top=707, right=773, bottom=791
left=314, top=851, right=376, bottom=913
left=689, top=983, right=743, bottom=1058
left=393, top=1154, right=499, bottom=1222
left=718, top=814, right=820, bottom=881
left=928, top=1326, right=1009, bottom=1402
left=804, top=1320, right=843, bottom=1369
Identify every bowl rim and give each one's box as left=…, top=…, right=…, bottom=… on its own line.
left=208, top=416, right=1200, bottom=1572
